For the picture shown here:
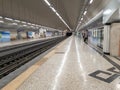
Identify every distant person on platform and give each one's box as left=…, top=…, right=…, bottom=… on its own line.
left=82, top=30, right=88, bottom=43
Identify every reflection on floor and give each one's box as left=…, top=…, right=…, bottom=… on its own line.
left=2, top=36, right=120, bottom=90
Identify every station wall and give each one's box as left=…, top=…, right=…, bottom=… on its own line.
left=10, top=31, right=17, bottom=40
left=88, top=28, right=104, bottom=49
left=0, top=31, right=10, bottom=42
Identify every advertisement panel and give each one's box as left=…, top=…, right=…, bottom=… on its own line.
left=0, top=31, right=10, bottom=42
left=27, top=31, right=35, bottom=38
left=46, top=31, right=52, bottom=37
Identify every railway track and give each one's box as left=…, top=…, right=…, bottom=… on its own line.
left=0, top=36, right=67, bottom=79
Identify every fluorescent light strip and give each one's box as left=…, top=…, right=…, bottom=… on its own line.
left=5, top=17, right=13, bottom=21
left=84, top=11, right=87, bottom=15
left=44, top=0, right=71, bottom=31
left=103, top=9, right=112, bottom=15
left=0, top=20, right=4, bottom=23
left=14, top=20, right=20, bottom=22
left=12, top=23, right=18, bottom=25
left=23, top=24, right=27, bottom=27
left=90, top=0, right=93, bottom=4
left=32, top=24, right=36, bottom=26
left=51, top=7, right=56, bottom=12
left=44, top=0, right=51, bottom=6
left=36, top=25, right=40, bottom=27
left=28, top=23, right=32, bottom=25
left=21, top=21, right=27, bottom=24
left=56, top=12, right=60, bottom=16
left=0, top=16, right=41, bottom=29
left=81, top=18, right=83, bottom=20
left=0, top=16, right=3, bottom=19
left=76, top=0, right=92, bottom=31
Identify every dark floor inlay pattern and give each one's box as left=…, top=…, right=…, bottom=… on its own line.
left=89, top=67, right=120, bottom=83
left=55, top=52, right=65, bottom=54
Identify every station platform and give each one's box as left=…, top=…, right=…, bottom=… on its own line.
left=2, top=36, right=120, bottom=90
left=0, top=36, right=62, bottom=48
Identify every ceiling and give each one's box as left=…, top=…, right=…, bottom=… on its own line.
left=80, top=0, right=110, bottom=28
left=0, top=0, right=110, bottom=31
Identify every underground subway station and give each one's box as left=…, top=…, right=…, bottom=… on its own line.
left=0, top=0, right=120, bottom=90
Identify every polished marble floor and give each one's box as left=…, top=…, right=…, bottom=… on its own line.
left=4, top=36, right=120, bottom=90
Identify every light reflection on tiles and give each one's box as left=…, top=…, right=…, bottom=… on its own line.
left=75, top=38, right=87, bottom=82
left=17, top=36, right=120, bottom=90
left=52, top=38, right=73, bottom=90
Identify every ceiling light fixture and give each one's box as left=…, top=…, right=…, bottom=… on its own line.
left=43, top=0, right=71, bottom=31
left=103, top=9, right=112, bottom=15
left=0, top=16, right=3, bottom=19
left=44, top=0, right=51, bottom=6
left=0, top=20, right=4, bottom=23
left=56, top=12, right=60, bottom=17
left=81, top=18, right=83, bottom=21
left=23, top=24, right=27, bottom=27
left=28, top=23, right=32, bottom=25
left=89, top=0, right=93, bottom=4
left=5, top=17, right=13, bottom=21
left=75, top=0, right=93, bottom=31
left=84, top=11, right=87, bottom=15
left=12, top=23, right=18, bottom=25
left=14, top=20, right=20, bottom=22
left=36, top=25, right=40, bottom=27
left=21, top=21, right=27, bottom=24
left=32, top=24, right=36, bottom=26
left=51, top=7, right=56, bottom=12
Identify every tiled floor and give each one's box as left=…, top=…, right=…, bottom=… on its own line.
left=3, top=36, right=120, bottom=90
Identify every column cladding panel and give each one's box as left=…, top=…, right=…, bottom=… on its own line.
left=110, top=23, right=120, bottom=56
left=103, top=25, right=110, bottom=54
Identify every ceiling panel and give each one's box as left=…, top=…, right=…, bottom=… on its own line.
left=83, top=0, right=110, bottom=24
left=0, top=0, right=67, bottom=30
left=50, top=0, right=85, bottom=29
left=0, top=0, right=111, bottom=31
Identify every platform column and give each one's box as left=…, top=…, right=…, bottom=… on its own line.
left=17, top=30, right=22, bottom=40
left=110, top=23, right=120, bottom=56
left=103, top=25, right=110, bottom=55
